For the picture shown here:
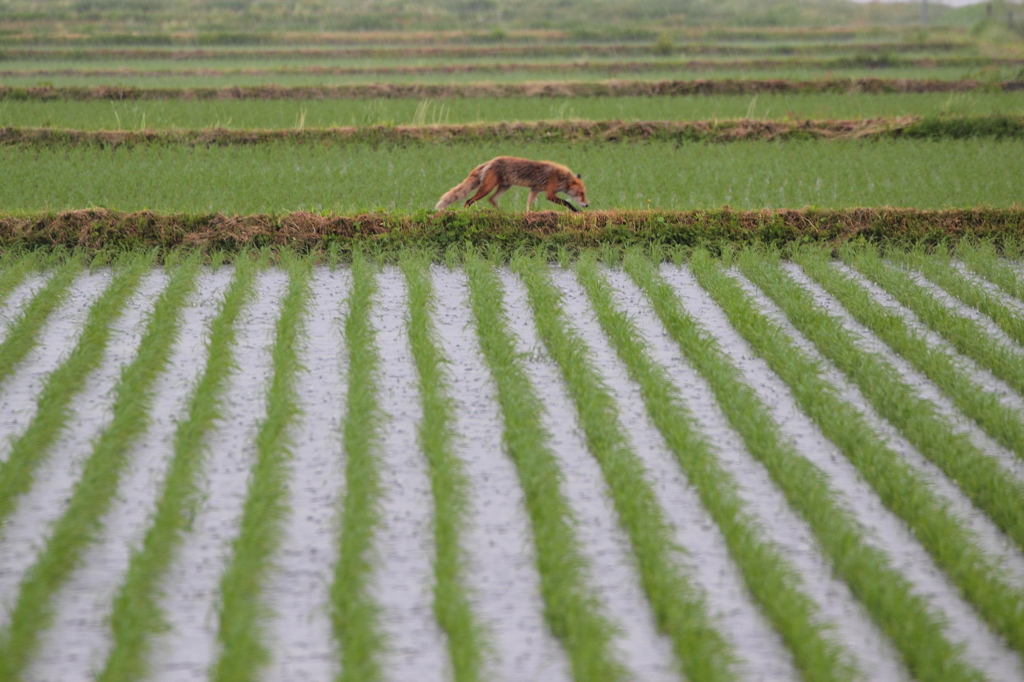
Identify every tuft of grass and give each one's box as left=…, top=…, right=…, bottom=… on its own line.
left=512, top=254, right=739, bottom=682
left=0, top=253, right=150, bottom=529
left=0, top=252, right=200, bottom=681
left=575, top=253, right=858, bottom=682
left=0, top=249, right=38, bottom=310
left=400, top=251, right=487, bottom=682
left=98, top=255, right=258, bottom=682
left=211, top=251, right=313, bottom=682
left=0, top=255, right=81, bottom=386
left=627, top=249, right=986, bottom=682
left=331, top=252, right=386, bottom=682
left=463, top=251, right=626, bottom=682
left=733, top=246, right=1024, bottom=658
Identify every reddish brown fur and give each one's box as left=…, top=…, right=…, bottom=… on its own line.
left=435, top=156, right=588, bottom=212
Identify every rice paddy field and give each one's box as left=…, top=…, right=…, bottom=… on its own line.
left=3, top=2, right=1024, bottom=681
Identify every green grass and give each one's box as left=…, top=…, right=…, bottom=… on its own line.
left=575, top=253, right=858, bottom=682
left=331, top=252, right=386, bottom=682
left=211, top=253, right=312, bottom=682
left=0, top=254, right=149, bottom=529
left=98, top=255, right=258, bottom=682
left=1, top=139, right=1023, bottom=213
left=400, top=252, right=486, bottom=682
left=3, top=92, right=1024, bottom=129
left=513, top=254, right=739, bottom=682
left=724, top=246, right=1024, bottom=658
left=463, top=251, right=626, bottom=682
left=845, top=247, right=1024, bottom=405
left=0, top=253, right=199, bottom=681
left=0, top=256, right=80, bottom=385
left=627, top=249, right=986, bottom=682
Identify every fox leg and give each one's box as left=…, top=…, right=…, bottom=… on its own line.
left=489, top=184, right=512, bottom=207
left=526, top=189, right=539, bottom=211
left=546, top=189, right=580, bottom=213
left=465, top=171, right=500, bottom=207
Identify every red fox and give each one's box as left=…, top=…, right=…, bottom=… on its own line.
left=435, top=156, right=588, bottom=212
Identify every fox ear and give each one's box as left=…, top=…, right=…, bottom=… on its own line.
left=576, top=173, right=582, bottom=179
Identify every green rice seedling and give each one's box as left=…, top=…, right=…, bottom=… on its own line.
left=2, top=139, right=1023, bottom=213
left=897, top=249, right=1024, bottom=348
left=628, top=250, right=985, bottom=682
left=331, top=252, right=386, bottom=682
left=0, top=253, right=199, bottom=681
left=727, top=247, right=1024, bottom=657
left=957, top=240, right=1024, bottom=303
left=513, top=254, right=737, bottom=682
left=98, top=256, right=257, bottom=682
left=796, top=245, right=1024, bottom=463
left=464, top=251, right=626, bottom=682
left=516, top=254, right=763, bottom=682
left=401, top=251, right=486, bottom=682
left=846, top=247, right=1024, bottom=409
left=0, top=253, right=149, bottom=529
left=0, top=256, right=81, bottom=386
left=0, top=249, right=38, bottom=309
left=211, top=252, right=312, bottom=682
left=744, top=248, right=1024, bottom=553
left=575, top=254, right=858, bottom=682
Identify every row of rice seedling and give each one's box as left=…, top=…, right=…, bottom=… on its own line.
left=462, top=252, right=626, bottom=681
left=4, top=91, right=1022, bottom=131
left=574, top=254, right=860, bottom=682
left=512, top=254, right=737, bottom=682
left=845, top=249, right=1024, bottom=421
left=0, top=257, right=80, bottom=384
left=97, top=257, right=257, bottom=682
left=739, top=250, right=1024, bottom=559
left=3, top=138, right=1023, bottom=214
left=400, top=253, right=486, bottom=682
left=0, top=256, right=149, bottom=526
left=958, top=240, right=1024, bottom=303
left=0, top=254, right=199, bottom=680
left=696, top=247, right=1024, bottom=658
left=628, top=250, right=987, bottom=682
left=331, top=253, right=387, bottom=682
left=210, top=253, right=312, bottom=682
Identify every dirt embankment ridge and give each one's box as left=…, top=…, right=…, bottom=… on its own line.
left=3, top=78, right=1022, bottom=102
left=3, top=208, right=1021, bottom=253
left=3, top=117, right=1021, bottom=147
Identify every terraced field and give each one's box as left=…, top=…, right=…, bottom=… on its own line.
left=0, top=246, right=1023, bottom=682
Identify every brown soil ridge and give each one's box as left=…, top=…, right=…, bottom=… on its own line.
left=0, top=41, right=972, bottom=61
left=3, top=56, right=1017, bottom=79
left=3, top=207, right=1021, bottom=252
left=5, top=117, right=1021, bottom=147
left=4, top=79, right=1022, bottom=101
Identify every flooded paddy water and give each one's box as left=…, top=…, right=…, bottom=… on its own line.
left=0, top=257, right=1023, bottom=682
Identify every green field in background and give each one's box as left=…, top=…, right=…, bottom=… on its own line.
left=3, top=92, right=1022, bottom=129
left=2, top=139, right=1020, bottom=213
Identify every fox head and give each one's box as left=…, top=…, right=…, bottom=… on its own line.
left=566, top=173, right=588, bottom=208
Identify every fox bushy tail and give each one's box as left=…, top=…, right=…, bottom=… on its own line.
left=434, top=163, right=486, bottom=210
